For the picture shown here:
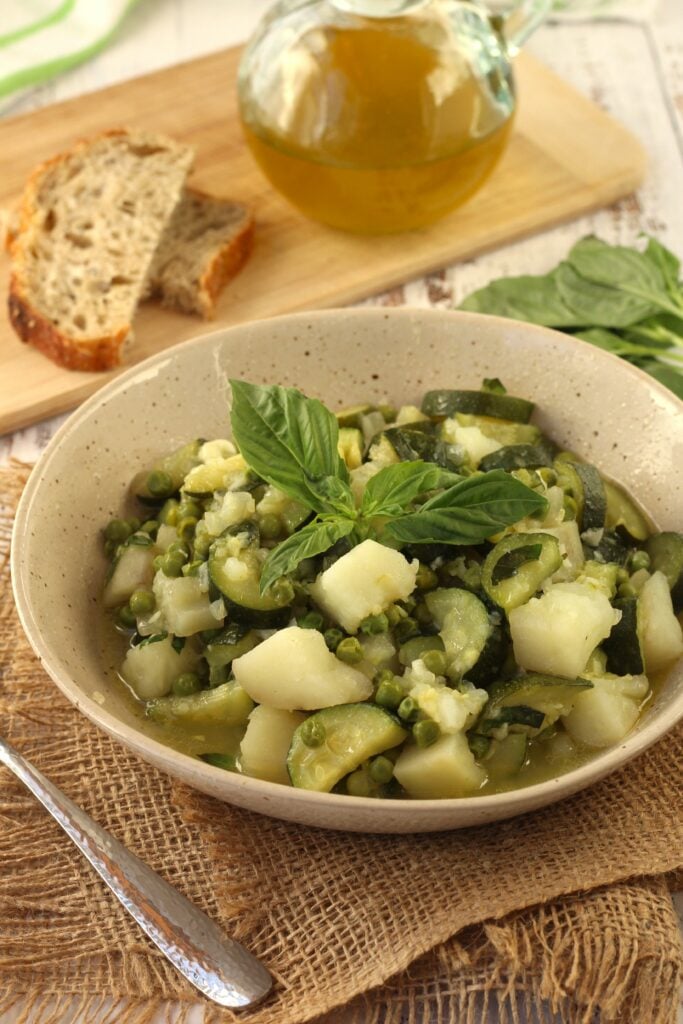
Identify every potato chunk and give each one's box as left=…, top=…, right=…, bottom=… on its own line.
left=310, top=539, right=418, bottom=633
left=232, top=626, right=372, bottom=710
left=394, top=733, right=486, bottom=798
left=639, top=571, right=683, bottom=672
left=563, top=674, right=647, bottom=748
left=509, top=582, right=620, bottom=679
left=240, top=706, right=306, bottom=785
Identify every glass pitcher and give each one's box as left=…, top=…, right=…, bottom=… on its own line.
left=237, top=0, right=551, bottom=234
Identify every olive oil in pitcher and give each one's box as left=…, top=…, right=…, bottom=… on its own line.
left=237, top=0, right=544, bottom=233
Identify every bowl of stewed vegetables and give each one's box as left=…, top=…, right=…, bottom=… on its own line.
left=11, top=308, right=683, bottom=832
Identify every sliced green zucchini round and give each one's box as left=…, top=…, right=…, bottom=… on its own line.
left=479, top=444, right=554, bottom=472
left=482, top=533, right=562, bottom=613
left=645, top=532, right=683, bottom=613
left=208, top=536, right=293, bottom=628
left=573, top=462, right=607, bottom=532
left=454, top=413, right=541, bottom=447
left=287, top=704, right=407, bottom=792
left=421, top=389, right=534, bottom=423
left=131, top=439, right=204, bottom=502
left=602, top=596, right=644, bottom=675
left=604, top=479, right=650, bottom=542
left=424, top=587, right=492, bottom=680
left=205, top=623, right=259, bottom=669
left=484, top=732, right=528, bottom=781
left=398, top=635, right=445, bottom=667
left=380, top=427, right=465, bottom=472
left=483, top=673, right=593, bottom=732
left=146, top=680, right=254, bottom=726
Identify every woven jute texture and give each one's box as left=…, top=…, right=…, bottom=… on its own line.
left=1, top=462, right=682, bottom=1024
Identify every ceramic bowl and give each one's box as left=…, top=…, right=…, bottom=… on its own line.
left=11, top=308, right=683, bottom=832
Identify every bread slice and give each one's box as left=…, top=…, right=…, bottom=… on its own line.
left=145, top=189, right=254, bottom=319
left=8, top=129, right=194, bottom=371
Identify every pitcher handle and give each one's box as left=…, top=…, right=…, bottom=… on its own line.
left=494, top=0, right=553, bottom=56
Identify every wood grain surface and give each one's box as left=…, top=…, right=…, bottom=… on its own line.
left=0, top=46, right=645, bottom=435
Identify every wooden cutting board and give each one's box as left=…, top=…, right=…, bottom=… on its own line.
left=0, top=47, right=645, bottom=434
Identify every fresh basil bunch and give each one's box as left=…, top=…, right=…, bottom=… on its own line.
left=230, top=380, right=548, bottom=593
left=459, top=235, right=683, bottom=399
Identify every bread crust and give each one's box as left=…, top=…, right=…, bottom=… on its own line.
left=8, top=128, right=190, bottom=371
left=198, top=205, right=254, bottom=319
left=8, top=276, right=129, bottom=372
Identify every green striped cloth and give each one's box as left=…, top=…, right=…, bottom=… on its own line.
left=0, top=0, right=657, bottom=117
left=0, top=0, right=139, bottom=114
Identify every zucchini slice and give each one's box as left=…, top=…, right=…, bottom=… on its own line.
left=602, top=597, right=644, bottom=675
left=287, top=704, right=407, bottom=792
left=484, top=673, right=593, bottom=731
left=604, top=479, right=650, bottom=542
left=645, top=532, right=683, bottom=613
left=398, top=635, right=445, bottom=667
left=380, top=426, right=465, bottom=472
left=425, top=588, right=493, bottom=680
left=421, top=389, right=534, bottom=423
left=208, top=535, right=293, bottom=628
left=573, top=463, right=607, bottom=532
left=205, top=623, right=259, bottom=668
left=147, top=680, right=254, bottom=726
left=479, top=443, right=554, bottom=472
left=335, top=403, right=375, bottom=428
left=482, top=533, right=562, bottom=613
left=131, top=440, right=203, bottom=501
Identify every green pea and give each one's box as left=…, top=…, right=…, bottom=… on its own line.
left=514, top=468, right=536, bottom=489
left=182, top=560, right=204, bottom=577
left=422, top=649, right=448, bottom=676
left=398, top=696, right=419, bottom=722
left=300, top=717, right=326, bottom=748
left=413, top=719, right=440, bottom=748
left=129, top=589, right=155, bottom=616
left=415, top=565, right=438, bottom=591
left=373, top=667, right=395, bottom=688
left=258, top=513, right=282, bottom=540
left=167, top=540, right=190, bottom=558
left=618, top=582, right=637, bottom=599
left=336, top=637, right=363, bottom=664
left=628, top=550, right=651, bottom=573
left=269, top=578, right=295, bottom=605
left=152, top=554, right=165, bottom=572
left=616, top=567, right=629, bottom=584
left=172, top=672, right=202, bottom=696
left=324, top=628, right=344, bottom=652
left=375, top=677, right=404, bottom=710
left=393, top=617, right=419, bottom=643
left=105, top=518, right=131, bottom=543
left=147, top=470, right=174, bottom=498
left=369, top=756, right=394, bottom=785
left=385, top=604, right=408, bottom=626
left=160, top=552, right=185, bottom=577
left=414, top=602, right=433, bottom=626
left=116, top=604, right=137, bottom=629
left=345, top=768, right=372, bottom=797
left=177, top=516, right=198, bottom=543
left=359, top=613, right=389, bottom=635
left=126, top=516, right=141, bottom=533
left=178, top=499, right=203, bottom=520
left=159, top=499, right=180, bottom=526
left=141, top=519, right=159, bottom=538
left=297, top=611, right=324, bottom=631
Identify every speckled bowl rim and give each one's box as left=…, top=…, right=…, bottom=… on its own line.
left=10, top=307, right=683, bottom=832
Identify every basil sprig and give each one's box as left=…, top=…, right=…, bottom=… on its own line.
left=229, top=381, right=548, bottom=593
left=460, top=234, right=683, bottom=399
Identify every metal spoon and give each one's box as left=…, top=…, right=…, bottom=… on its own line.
left=0, top=735, right=272, bottom=1008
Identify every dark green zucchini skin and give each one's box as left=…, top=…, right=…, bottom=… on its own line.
left=573, top=462, right=607, bottom=532
left=586, top=529, right=631, bottom=566
left=421, top=389, right=534, bottom=423
left=602, top=597, right=644, bottom=675
left=464, top=623, right=508, bottom=687
left=381, top=427, right=466, bottom=472
left=479, top=443, right=555, bottom=472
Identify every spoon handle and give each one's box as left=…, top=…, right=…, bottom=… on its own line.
left=0, top=736, right=271, bottom=1008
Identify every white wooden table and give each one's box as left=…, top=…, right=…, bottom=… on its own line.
left=1, top=1, right=682, bottom=1020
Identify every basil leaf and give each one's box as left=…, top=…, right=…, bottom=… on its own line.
left=317, top=476, right=356, bottom=516
left=460, top=271, right=585, bottom=327
left=567, top=236, right=682, bottom=319
left=556, top=262, right=657, bottom=328
left=260, top=518, right=355, bottom=594
left=643, top=236, right=681, bottom=294
left=230, top=380, right=348, bottom=512
left=361, top=461, right=460, bottom=518
left=639, top=361, right=683, bottom=401
left=384, top=471, right=547, bottom=546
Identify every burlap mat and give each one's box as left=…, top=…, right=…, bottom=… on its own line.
left=1, top=462, right=682, bottom=1024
